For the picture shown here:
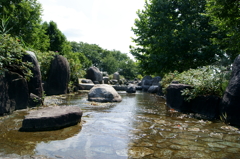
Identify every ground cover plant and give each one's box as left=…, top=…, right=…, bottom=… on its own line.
left=161, top=65, right=231, bottom=101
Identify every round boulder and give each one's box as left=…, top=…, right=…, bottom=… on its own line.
left=86, top=67, right=103, bottom=84
left=88, top=84, right=122, bottom=102
left=45, top=55, right=70, bottom=96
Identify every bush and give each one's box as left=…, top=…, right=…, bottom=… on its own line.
left=161, top=66, right=231, bottom=101
left=34, top=50, right=56, bottom=81
left=0, top=34, right=32, bottom=80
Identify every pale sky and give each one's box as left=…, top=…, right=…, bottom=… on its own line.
left=38, top=0, right=145, bottom=55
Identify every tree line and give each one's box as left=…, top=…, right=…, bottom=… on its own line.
left=131, top=0, right=239, bottom=76
left=0, top=0, right=139, bottom=83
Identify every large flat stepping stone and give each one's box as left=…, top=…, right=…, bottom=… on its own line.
left=20, top=106, right=82, bottom=131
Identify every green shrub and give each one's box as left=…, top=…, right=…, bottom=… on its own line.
left=0, top=34, right=32, bottom=80
left=34, top=50, right=56, bottom=81
left=161, top=66, right=231, bottom=101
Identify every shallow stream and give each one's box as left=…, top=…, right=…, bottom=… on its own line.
left=0, top=91, right=240, bottom=158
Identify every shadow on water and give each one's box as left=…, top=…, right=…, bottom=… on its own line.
left=1, top=91, right=240, bottom=158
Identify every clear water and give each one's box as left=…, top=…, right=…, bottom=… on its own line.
left=0, top=91, right=240, bottom=158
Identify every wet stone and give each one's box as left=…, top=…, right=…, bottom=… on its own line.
left=154, top=149, right=173, bottom=158
left=170, top=144, right=205, bottom=151
left=170, top=139, right=203, bottom=147
left=207, top=147, right=222, bottom=152
left=188, top=127, right=201, bottom=132
left=227, top=147, right=240, bottom=153
left=207, top=143, right=226, bottom=149
left=128, top=147, right=154, bottom=158
left=156, top=142, right=171, bottom=148
left=178, top=133, right=198, bottom=140
left=209, top=132, right=224, bottom=139
left=223, top=135, right=239, bottom=142
left=138, top=142, right=154, bottom=147
left=200, top=137, right=222, bottom=142
left=159, top=132, right=178, bottom=139
left=217, top=141, right=240, bottom=148
left=173, top=150, right=211, bottom=158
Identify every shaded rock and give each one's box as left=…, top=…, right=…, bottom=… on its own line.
left=166, top=84, right=192, bottom=112
left=112, top=85, right=127, bottom=91
left=221, top=55, right=240, bottom=126
left=81, top=79, right=93, bottom=83
left=23, top=51, right=43, bottom=97
left=191, top=95, right=221, bottom=120
left=0, top=71, right=29, bottom=115
left=148, top=85, right=159, bottom=93
left=86, top=67, right=103, bottom=84
left=152, top=76, right=161, bottom=85
left=103, top=76, right=109, bottom=84
left=29, top=93, right=42, bottom=107
left=45, top=55, right=70, bottom=96
left=113, top=72, right=120, bottom=81
left=157, top=85, right=164, bottom=96
left=126, top=84, right=136, bottom=93
left=79, top=83, right=94, bottom=90
left=88, top=84, right=122, bottom=102
left=20, top=106, right=82, bottom=131
left=141, top=75, right=152, bottom=91
left=110, top=79, right=118, bottom=85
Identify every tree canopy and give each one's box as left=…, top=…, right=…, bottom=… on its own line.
left=207, top=0, right=240, bottom=62
left=131, top=0, right=221, bottom=76
left=0, top=0, right=49, bottom=51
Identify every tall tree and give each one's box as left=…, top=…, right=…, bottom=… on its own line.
left=131, top=0, right=220, bottom=75
left=0, top=0, right=49, bottom=51
left=43, top=21, right=71, bottom=55
left=207, top=0, right=240, bottom=62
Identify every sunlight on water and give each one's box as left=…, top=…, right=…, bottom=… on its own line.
left=0, top=91, right=240, bottom=158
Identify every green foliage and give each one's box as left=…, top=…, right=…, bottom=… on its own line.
left=64, top=52, right=86, bottom=82
left=34, top=50, right=56, bottom=81
left=71, top=41, right=138, bottom=79
left=0, top=34, right=32, bottom=80
left=131, top=0, right=221, bottom=75
left=43, top=21, right=71, bottom=55
left=206, top=0, right=240, bottom=62
left=0, top=0, right=49, bottom=51
left=161, top=65, right=231, bottom=101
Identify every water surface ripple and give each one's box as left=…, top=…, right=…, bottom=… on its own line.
left=0, top=91, right=240, bottom=158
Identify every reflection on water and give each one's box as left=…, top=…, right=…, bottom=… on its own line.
left=1, top=91, right=240, bottom=158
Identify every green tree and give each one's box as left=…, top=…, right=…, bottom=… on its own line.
left=70, top=41, right=102, bottom=67
left=0, top=0, right=49, bottom=51
left=131, top=0, right=220, bottom=75
left=43, top=21, right=71, bottom=55
left=119, top=59, right=138, bottom=79
left=207, top=0, right=240, bottom=62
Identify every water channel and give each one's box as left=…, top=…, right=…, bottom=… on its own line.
left=1, top=91, right=240, bottom=158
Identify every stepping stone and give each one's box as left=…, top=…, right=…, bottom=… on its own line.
left=20, top=106, right=82, bottom=131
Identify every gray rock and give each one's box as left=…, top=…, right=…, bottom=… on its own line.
left=166, top=84, right=193, bottom=112
left=103, top=76, right=109, bottom=84
left=148, top=85, right=159, bottom=93
left=45, top=55, right=70, bottom=96
left=88, top=84, right=122, bottom=102
left=79, top=83, right=94, bottom=90
left=86, top=67, right=103, bottom=84
left=113, top=72, right=120, bottom=81
left=23, top=51, right=43, bottom=98
left=142, top=75, right=152, bottom=91
left=0, top=71, right=29, bottom=115
left=20, top=106, right=82, bottom=131
left=221, top=55, right=240, bottom=126
left=126, top=84, right=136, bottom=93
left=81, top=79, right=93, bottom=83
